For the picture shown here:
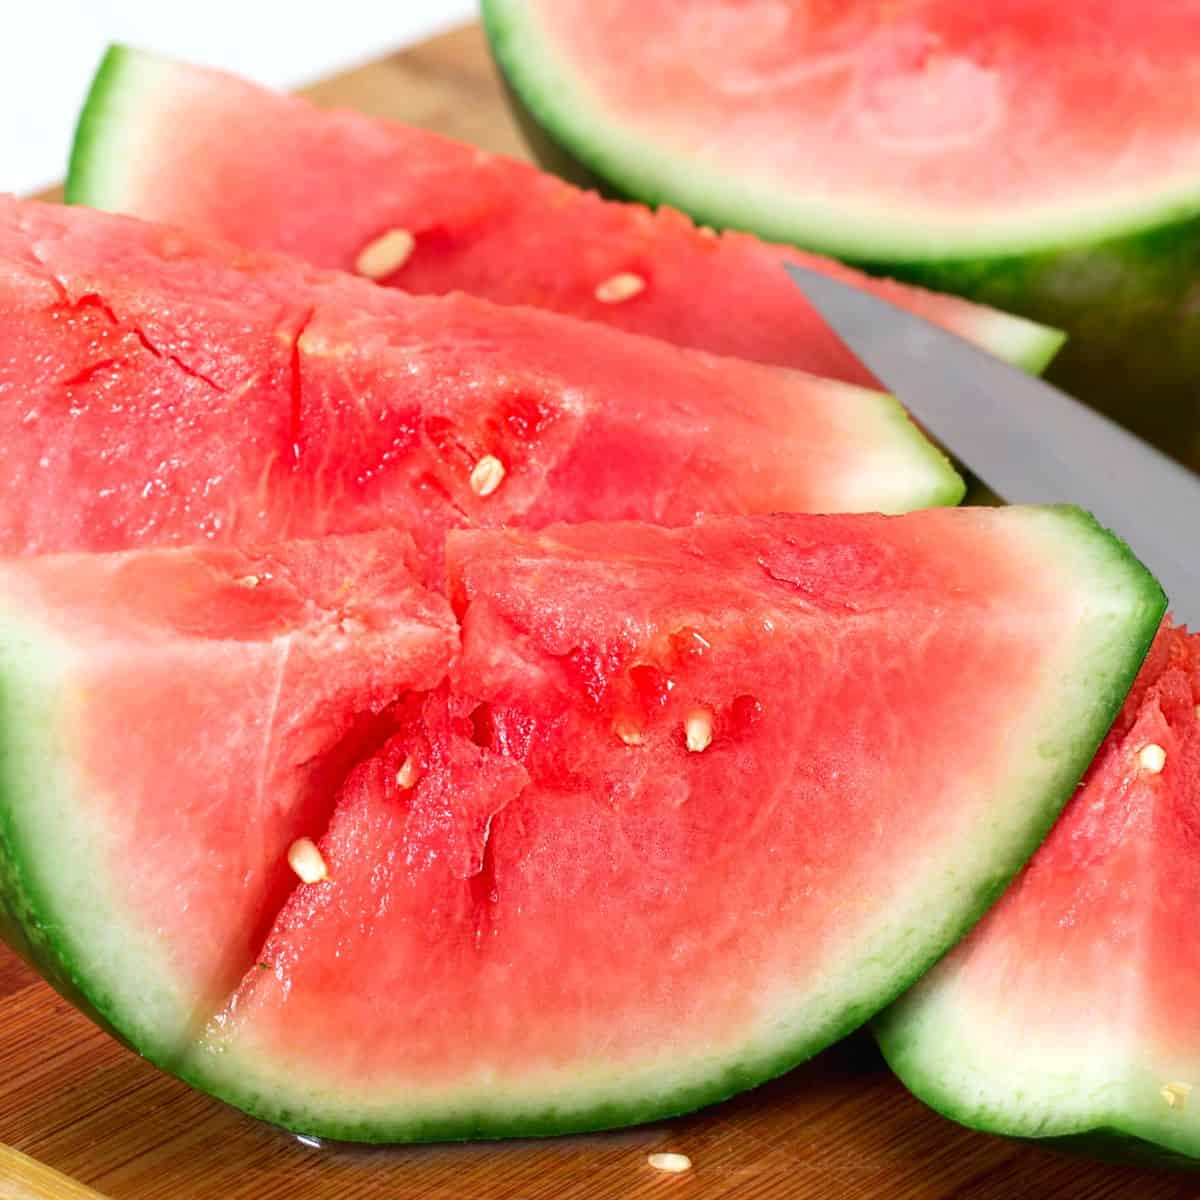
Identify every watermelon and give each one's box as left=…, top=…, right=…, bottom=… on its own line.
left=482, top=0, right=1200, bottom=468
left=0, top=507, right=1164, bottom=1140
left=877, top=620, right=1200, bottom=1163
left=64, top=46, right=1064, bottom=388
left=0, top=196, right=961, bottom=566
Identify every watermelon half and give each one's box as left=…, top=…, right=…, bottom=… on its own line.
left=0, top=196, right=961, bottom=565
left=64, top=46, right=1063, bottom=387
left=482, top=0, right=1200, bottom=467
left=0, top=508, right=1164, bottom=1140
left=878, top=620, right=1200, bottom=1163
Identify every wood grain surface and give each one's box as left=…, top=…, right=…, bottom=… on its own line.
left=8, top=20, right=1197, bottom=1200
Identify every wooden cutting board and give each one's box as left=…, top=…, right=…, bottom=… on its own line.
left=10, top=21, right=1196, bottom=1200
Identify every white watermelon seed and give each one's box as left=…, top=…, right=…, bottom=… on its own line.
left=594, top=272, right=645, bottom=304
left=396, top=755, right=419, bottom=790
left=685, top=709, right=713, bottom=753
left=354, top=229, right=416, bottom=279
left=1161, top=1081, right=1192, bottom=1110
left=647, top=1152, right=692, bottom=1173
left=615, top=719, right=645, bottom=747
left=287, top=838, right=328, bottom=884
left=235, top=574, right=260, bottom=588
left=1139, top=743, right=1167, bottom=774
left=470, top=455, right=506, bottom=497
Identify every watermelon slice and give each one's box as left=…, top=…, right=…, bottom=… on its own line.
left=481, top=0, right=1200, bottom=467
left=0, top=196, right=961, bottom=565
left=0, top=507, right=1164, bottom=1140
left=877, top=620, right=1200, bottom=1163
left=64, top=46, right=1063, bottom=386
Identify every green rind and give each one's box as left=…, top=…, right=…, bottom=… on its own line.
left=876, top=1023, right=1200, bottom=1167
left=168, top=509, right=1159, bottom=1143
left=0, top=627, right=194, bottom=1077
left=63, top=44, right=128, bottom=208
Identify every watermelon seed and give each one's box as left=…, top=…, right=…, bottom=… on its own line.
left=470, top=455, right=506, bottom=497
left=595, top=272, right=646, bottom=304
left=1161, top=1082, right=1192, bottom=1110
left=647, top=1152, right=692, bottom=1173
left=685, top=709, right=713, bottom=753
left=1139, top=743, right=1167, bottom=774
left=395, top=755, right=419, bottom=790
left=614, top=718, right=645, bottom=747
left=287, top=837, right=329, bottom=885
left=354, top=229, right=415, bottom=280
left=235, top=575, right=260, bottom=588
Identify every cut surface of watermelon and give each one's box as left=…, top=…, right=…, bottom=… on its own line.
left=484, top=0, right=1200, bottom=260
left=0, top=530, right=457, bottom=1061
left=877, top=620, right=1200, bottom=1162
left=0, top=508, right=1161, bottom=1141
left=482, top=0, right=1200, bottom=468
left=0, top=196, right=960, bottom=565
left=65, top=46, right=1063, bottom=381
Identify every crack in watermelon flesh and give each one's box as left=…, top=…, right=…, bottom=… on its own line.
left=0, top=508, right=1164, bottom=1140
left=64, top=47, right=1063, bottom=379
left=0, top=196, right=963, bottom=570
left=878, top=620, right=1200, bottom=1161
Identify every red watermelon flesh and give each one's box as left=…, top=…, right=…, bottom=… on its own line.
left=0, top=529, right=457, bottom=1062
left=173, top=508, right=1163, bottom=1140
left=0, top=196, right=961, bottom=567
left=878, top=621, right=1200, bottom=1160
left=66, top=48, right=1063, bottom=382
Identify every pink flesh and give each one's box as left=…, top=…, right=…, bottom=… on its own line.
left=530, top=0, right=1200, bottom=217
left=11, top=530, right=457, bottom=1022
left=112, top=58, right=1024, bottom=382
left=0, top=197, right=917, bottom=569
left=211, top=511, right=1081, bottom=1086
left=933, top=621, right=1200, bottom=1056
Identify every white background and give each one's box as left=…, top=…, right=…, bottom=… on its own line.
left=2, top=1, right=477, bottom=196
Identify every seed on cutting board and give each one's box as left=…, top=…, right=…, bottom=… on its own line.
left=1139, top=743, right=1166, bottom=774
left=354, top=228, right=416, bottom=279
left=287, top=838, right=328, bottom=884
left=647, top=1152, right=692, bottom=1173
left=395, top=756, right=419, bottom=790
left=470, top=455, right=506, bottom=497
left=685, top=709, right=713, bottom=753
left=594, top=272, right=645, bottom=304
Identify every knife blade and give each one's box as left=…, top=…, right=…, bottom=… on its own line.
left=784, top=262, right=1199, bottom=626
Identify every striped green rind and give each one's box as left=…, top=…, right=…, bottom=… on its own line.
left=166, top=509, right=1159, bottom=1142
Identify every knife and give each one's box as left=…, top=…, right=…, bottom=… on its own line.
left=784, top=263, right=1199, bottom=626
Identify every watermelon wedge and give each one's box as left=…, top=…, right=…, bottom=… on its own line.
left=482, top=0, right=1200, bottom=467
left=0, top=196, right=961, bottom=565
left=64, top=46, right=1063, bottom=386
left=877, top=620, right=1200, bottom=1163
left=0, top=508, right=1164, bottom=1140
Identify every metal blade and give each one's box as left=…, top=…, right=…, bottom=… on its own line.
left=785, top=262, right=1199, bottom=626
